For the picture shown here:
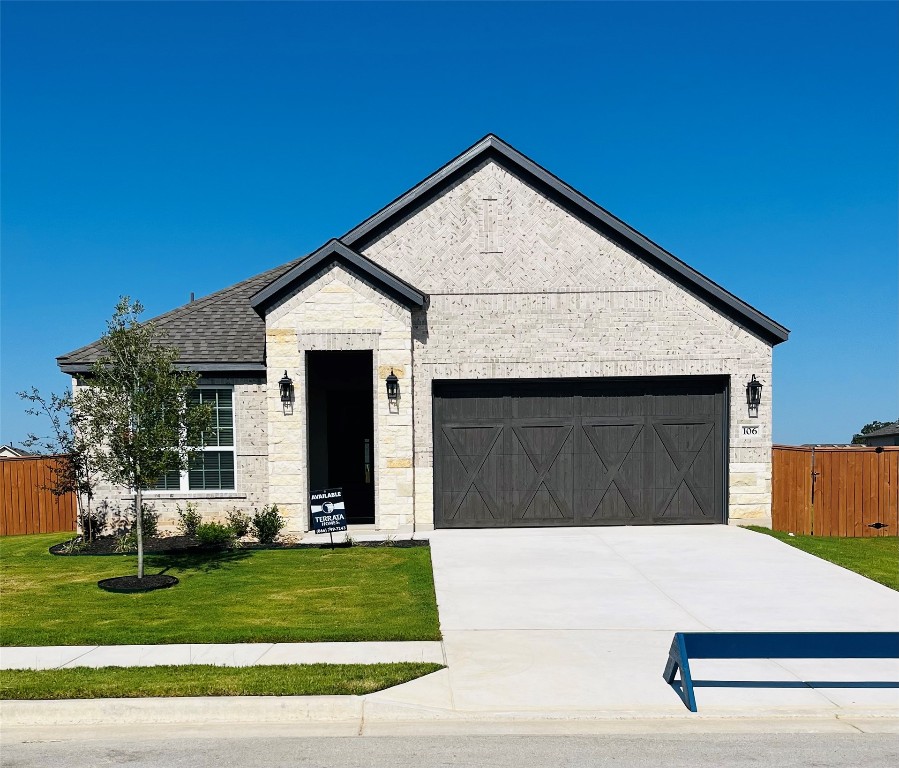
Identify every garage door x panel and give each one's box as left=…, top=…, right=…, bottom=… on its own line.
left=439, top=423, right=504, bottom=523
left=580, top=420, right=645, bottom=522
left=651, top=419, right=717, bottom=521
left=508, top=422, right=574, bottom=523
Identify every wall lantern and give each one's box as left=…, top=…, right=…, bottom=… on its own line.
left=746, top=374, right=763, bottom=418
left=278, top=371, right=294, bottom=404
left=385, top=369, right=399, bottom=403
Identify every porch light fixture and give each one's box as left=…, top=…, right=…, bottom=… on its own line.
left=385, top=369, right=399, bottom=403
left=746, top=374, right=762, bottom=418
left=278, top=371, right=294, bottom=404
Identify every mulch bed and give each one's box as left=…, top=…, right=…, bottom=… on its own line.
left=97, top=574, right=179, bottom=593
left=51, top=535, right=202, bottom=556
left=50, top=536, right=429, bottom=556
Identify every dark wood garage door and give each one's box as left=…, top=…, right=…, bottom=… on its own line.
left=434, top=377, right=727, bottom=528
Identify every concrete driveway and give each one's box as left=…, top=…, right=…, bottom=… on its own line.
left=369, top=526, right=899, bottom=717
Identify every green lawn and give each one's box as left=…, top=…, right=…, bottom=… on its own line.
left=0, top=663, right=443, bottom=700
left=0, top=534, right=441, bottom=646
left=748, top=527, right=899, bottom=591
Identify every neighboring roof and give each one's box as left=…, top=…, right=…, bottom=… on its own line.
left=0, top=445, right=35, bottom=458
left=59, top=134, right=790, bottom=374
left=340, top=134, right=789, bottom=345
left=57, top=258, right=303, bottom=374
left=251, top=239, right=426, bottom=312
left=799, top=443, right=868, bottom=449
left=860, top=422, right=899, bottom=439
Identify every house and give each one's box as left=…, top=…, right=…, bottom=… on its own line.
left=859, top=423, right=899, bottom=447
left=0, top=445, right=34, bottom=459
left=57, top=135, right=789, bottom=533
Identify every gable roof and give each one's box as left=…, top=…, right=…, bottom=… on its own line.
left=0, top=445, right=36, bottom=458
left=58, top=134, right=789, bottom=375
left=57, top=258, right=303, bottom=374
left=340, top=134, right=788, bottom=345
left=251, top=239, right=426, bottom=312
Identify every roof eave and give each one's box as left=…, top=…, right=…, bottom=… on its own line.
left=59, top=362, right=267, bottom=375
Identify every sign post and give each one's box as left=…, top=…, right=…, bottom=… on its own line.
left=310, top=488, right=348, bottom=549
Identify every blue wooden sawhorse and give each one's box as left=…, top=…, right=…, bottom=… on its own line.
left=663, top=631, right=899, bottom=712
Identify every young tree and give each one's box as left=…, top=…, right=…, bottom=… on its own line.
left=78, top=297, right=212, bottom=578
left=17, top=388, right=100, bottom=542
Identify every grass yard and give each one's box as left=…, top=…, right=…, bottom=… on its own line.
left=748, top=527, right=898, bottom=591
left=0, top=534, right=441, bottom=646
left=0, top=663, right=443, bottom=700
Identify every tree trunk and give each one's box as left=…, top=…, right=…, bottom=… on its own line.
left=75, top=494, right=85, bottom=542
left=135, top=487, right=144, bottom=579
left=85, top=492, right=94, bottom=542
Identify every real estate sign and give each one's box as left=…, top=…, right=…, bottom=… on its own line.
left=310, top=488, right=348, bottom=534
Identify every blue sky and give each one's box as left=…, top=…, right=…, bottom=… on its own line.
left=1, top=1, right=896, bottom=446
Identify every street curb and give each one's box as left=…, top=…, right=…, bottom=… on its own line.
left=0, top=695, right=362, bottom=726
left=3, top=695, right=898, bottom=733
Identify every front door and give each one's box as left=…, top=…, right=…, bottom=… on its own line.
left=327, top=394, right=374, bottom=525
left=307, top=351, right=375, bottom=526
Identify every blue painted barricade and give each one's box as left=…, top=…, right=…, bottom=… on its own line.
left=662, top=631, right=899, bottom=712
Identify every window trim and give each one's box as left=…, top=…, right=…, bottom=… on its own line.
left=146, top=385, right=238, bottom=495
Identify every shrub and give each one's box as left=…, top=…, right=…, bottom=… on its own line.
left=140, top=504, right=159, bottom=538
left=251, top=504, right=285, bottom=545
left=195, top=521, right=237, bottom=550
left=81, top=503, right=108, bottom=541
left=226, top=508, right=251, bottom=538
left=115, top=507, right=160, bottom=553
left=176, top=502, right=202, bottom=536
left=65, top=537, right=90, bottom=554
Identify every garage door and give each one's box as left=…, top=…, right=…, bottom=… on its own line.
left=434, top=377, right=727, bottom=528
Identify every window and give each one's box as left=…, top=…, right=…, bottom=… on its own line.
left=151, top=388, right=236, bottom=492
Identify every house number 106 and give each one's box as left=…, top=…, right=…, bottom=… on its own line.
left=741, top=425, right=759, bottom=436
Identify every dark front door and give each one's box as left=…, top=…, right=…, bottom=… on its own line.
left=434, top=377, right=726, bottom=528
left=326, top=395, right=374, bottom=525
left=307, top=351, right=375, bottom=526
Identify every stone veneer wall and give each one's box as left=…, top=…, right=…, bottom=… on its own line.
left=264, top=263, right=414, bottom=533
left=361, top=160, right=774, bottom=528
left=71, top=376, right=268, bottom=532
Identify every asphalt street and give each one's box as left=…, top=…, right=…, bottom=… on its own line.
left=2, top=733, right=898, bottom=768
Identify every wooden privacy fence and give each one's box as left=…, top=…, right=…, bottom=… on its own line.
left=772, top=445, right=899, bottom=537
left=0, top=455, right=77, bottom=536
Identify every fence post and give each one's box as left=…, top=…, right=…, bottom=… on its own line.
left=810, top=446, right=816, bottom=536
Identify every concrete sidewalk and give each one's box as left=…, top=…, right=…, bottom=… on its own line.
left=0, top=641, right=445, bottom=670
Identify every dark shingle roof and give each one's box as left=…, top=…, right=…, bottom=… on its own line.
left=861, top=422, right=899, bottom=439
left=57, top=258, right=303, bottom=373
